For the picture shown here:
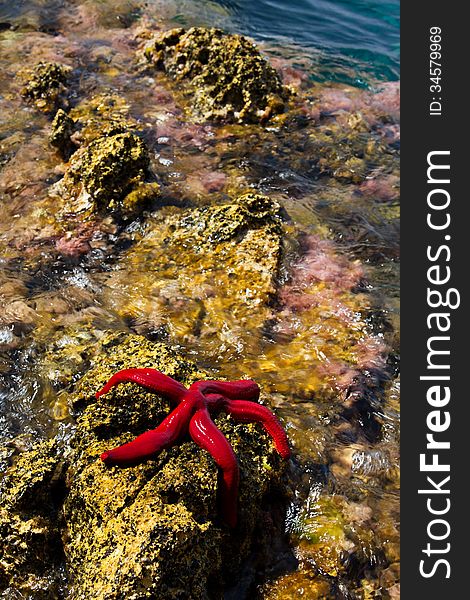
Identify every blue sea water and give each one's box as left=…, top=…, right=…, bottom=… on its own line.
left=215, top=0, right=400, bottom=84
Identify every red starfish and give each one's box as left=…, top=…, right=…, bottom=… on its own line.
left=96, top=368, right=290, bottom=527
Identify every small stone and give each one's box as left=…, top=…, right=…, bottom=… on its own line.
left=49, top=109, right=76, bottom=159
left=19, top=61, right=72, bottom=114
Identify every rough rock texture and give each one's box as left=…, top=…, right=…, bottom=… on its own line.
left=67, top=92, right=139, bottom=146
left=54, top=131, right=158, bottom=217
left=69, top=132, right=148, bottom=203
left=0, top=332, right=287, bottom=599
left=144, top=27, right=289, bottom=123
left=19, top=61, right=72, bottom=113
left=46, top=92, right=160, bottom=219
left=49, top=108, right=76, bottom=158
left=0, top=439, right=66, bottom=598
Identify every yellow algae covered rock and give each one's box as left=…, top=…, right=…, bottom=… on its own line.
left=65, top=132, right=148, bottom=203
left=54, top=131, right=158, bottom=217
left=18, top=61, right=72, bottom=114
left=122, top=182, right=162, bottom=216
left=47, top=92, right=160, bottom=218
left=0, top=332, right=286, bottom=599
left=0, top=438, right=66, bottom=598
left=261, top=569, right=334, bottom=599
left=103, top=193, right=283, bottom=357
left=64, top=332, right=285, bottom=599
left=144, top=27, right=289, bottom=122
left=67, top=92, right=139, bottom=147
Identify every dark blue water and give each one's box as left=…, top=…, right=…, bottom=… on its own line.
left=216, top=0, right=399, bottom=84
left=0, top=0, right=399, bottom=87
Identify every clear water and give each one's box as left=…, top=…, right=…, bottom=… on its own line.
left=158, top=0, right=400, bottom=85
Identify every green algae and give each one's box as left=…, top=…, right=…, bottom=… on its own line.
left=122, top=182, right=161, bottom=217
left=262, top=569, right=334, bottom=599
left=214, top=105, right=398, bottom=191
left=283, top=492, right=395, bottom=594
left=19, top=61, right=71, bottom=114
left=144, top=27, right=290, bottom=123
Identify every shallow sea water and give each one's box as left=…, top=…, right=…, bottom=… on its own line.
left=0, top=1, right=400, bottom=598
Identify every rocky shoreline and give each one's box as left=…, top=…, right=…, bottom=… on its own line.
left=1, top=8, right=400, bottom=599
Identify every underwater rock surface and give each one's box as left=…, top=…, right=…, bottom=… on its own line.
left=0, top=332, right=287, bottom=599
left=103, top=192, right=283, bottom=355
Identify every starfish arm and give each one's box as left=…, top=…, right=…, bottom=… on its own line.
left=101, top=429, right=172, bottom=465
left=158, top=392, right=201, bottom=439
left=192, top=379, right=260, bottom=401
left=189, top=407, right=239, bottom=528
left=225, top=400, right=291, bottom=459
left=101, top=394, right=200, bottom=465
left=95, top=368, right=187, bottom=403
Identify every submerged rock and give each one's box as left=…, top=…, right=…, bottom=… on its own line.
left=122, top=182, right=162, bottom=216
left=261, top=569, right=334, bottom=599
left=144, top=27, right=289, bottom=123
left=67, top=92, right=139, bottom=147
left=0, top=332, right=287, bottom=599
left=19, top=61, right=72, bottom=114
left=103, top=193, right=283, bottom=355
